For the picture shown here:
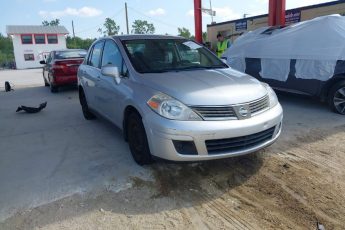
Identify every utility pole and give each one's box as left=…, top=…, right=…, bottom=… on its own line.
left=209, top=0, right=214, bottom=23
left=72, top=20, right=75, bottom=38
left=125, top=3, right=129, bottom=34
left=194, top=0, right=202, bottom=43
left=72, top=20, right=76, bottom=48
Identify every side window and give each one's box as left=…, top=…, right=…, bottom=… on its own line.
left=101, top=40, right=122, bottom=68
left=86, top=47, right=94, bottom=66
left=89, top=41, right=104, bottom=68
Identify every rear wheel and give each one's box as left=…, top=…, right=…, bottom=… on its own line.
left=328, top=80, right=345, bottom=115
left=127, top=112, right=153, bottom=165
left=79, top=89, right=96, bottom=120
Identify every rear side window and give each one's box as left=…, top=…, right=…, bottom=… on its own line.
left=101, top=40, right=122, bottom=68
left=88, top=41, right=104, bottom=68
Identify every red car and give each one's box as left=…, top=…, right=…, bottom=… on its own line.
left=40, top=49, right=87, bottom=93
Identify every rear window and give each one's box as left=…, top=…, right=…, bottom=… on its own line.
left=54, top=50, right=87, bottom=59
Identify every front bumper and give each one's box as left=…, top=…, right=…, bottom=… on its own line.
left=143, top=103, right=283, bottom=161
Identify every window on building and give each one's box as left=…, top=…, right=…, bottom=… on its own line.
left=24, top=54, right=35, bottom=61
left=21, top=35, right=33, bottom=44
left=47, top=35, right=58, bottom=44
left=34, top=34, right=45, bottom=44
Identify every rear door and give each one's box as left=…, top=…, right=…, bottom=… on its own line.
left=80, top=41, right=105, bottom=111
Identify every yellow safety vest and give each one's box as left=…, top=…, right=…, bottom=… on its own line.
left=217, top=40, right=228, bottom=58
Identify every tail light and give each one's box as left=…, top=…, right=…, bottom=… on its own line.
left=52, top=59, right=83, bottom=77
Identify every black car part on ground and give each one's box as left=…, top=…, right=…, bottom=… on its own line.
left=5, top=81, right=12, bottom=92
left=16, top=102, right=47, bottom=113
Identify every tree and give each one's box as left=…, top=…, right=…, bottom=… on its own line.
left=131, top=20, right=155, bottom=34
left=66, top=36, right=96, bottom=50
left=98, top=18, right=120, bottom=36
left=42, top=19, right=60, bottom=26
left=0, top=33, right=15, bottom=68
left=203, top=32, right=208, bottom=42
left=177, top=27, right=192, bottom=39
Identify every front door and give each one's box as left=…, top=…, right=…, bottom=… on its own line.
left=97, top=40, right=127, bottom=127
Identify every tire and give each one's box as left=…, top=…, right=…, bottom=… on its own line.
left=50, top=84, right=58, bottom=93
left=127, top=112, right=153, bottom=165
left=43, top=77, right=49, bottom=87
left=79, top=89, right=96, bottom=120
left=328, top=80, right=345, bottom=115
left=43, top=71, right=49, bottom=87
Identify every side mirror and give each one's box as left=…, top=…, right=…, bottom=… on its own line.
left=101, top=65, right=121, bottom=84
left=40, top=60, right=46, bottom=65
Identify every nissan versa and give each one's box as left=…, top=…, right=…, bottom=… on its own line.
left=77, top=35, right=283, bottom=165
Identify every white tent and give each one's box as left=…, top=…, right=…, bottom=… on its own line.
left=223, top=15, right=345, bottom=81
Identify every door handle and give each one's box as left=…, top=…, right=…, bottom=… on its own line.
left=96, top=76, right=101, bottom=81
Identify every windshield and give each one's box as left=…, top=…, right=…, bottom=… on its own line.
left=55, top=50, right=87, bottom=59
left=122, top=39, right=227, bottom=73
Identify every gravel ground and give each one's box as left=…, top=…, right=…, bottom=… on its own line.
left=0, top=69, right=344, bottom=229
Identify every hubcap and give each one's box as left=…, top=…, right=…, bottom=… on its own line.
left=334, top=87, right=345, bottom=114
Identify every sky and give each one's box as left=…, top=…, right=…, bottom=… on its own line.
left=0, top=0, right=335, bottom=39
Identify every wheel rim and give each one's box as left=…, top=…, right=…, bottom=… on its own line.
left=334, top=86, right=345, bottom=114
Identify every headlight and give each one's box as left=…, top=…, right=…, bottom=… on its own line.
left=147, top=93, right=202, bottom=121
left=262, top=83, right=279, bottom=108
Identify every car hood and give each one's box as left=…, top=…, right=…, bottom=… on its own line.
left=138, top=68, right=268, bottom=106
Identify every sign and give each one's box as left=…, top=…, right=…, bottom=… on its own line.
left=285, top=9, right=301, bottom=25
left=235, top=20, right=247, bottom=31
left=202, top=8, right=216, bottom=16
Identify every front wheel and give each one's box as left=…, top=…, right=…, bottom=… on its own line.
left=43, top=76, right=49, bottom=87
left=127, top=113, right=153, bottom=165
left=50, top=84, right=58, bottom=93
left=328, top=80, right=345, bottom=115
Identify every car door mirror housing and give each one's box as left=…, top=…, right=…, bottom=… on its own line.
left=40, top=60, right=46, bottom=65
left=101, top=65, right=121, bottom=84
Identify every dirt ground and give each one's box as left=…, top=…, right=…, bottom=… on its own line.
left=1, top=69, right=345, bottom=230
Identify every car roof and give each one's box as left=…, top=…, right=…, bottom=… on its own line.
left=112, top=34, right=186, bottom=41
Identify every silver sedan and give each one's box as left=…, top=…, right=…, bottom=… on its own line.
left=77, top=35, right=283, bottom=165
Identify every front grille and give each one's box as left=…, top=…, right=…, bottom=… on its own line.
left=249, top=95, right=270, bottom=114
left=191, top=95, right=269, bottom=120
left=191, top=106, right=237, bottom=120
left=205, top=126, right=276, bottom=154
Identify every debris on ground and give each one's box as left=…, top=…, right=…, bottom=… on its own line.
left=5, top=82, right=11, bottom=92
left=16, top=102, right=47, bottom=114
left=317, top=222, right=326, bottom=230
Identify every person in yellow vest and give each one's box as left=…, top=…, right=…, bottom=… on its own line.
left=216, top=33, right=230, bottom=58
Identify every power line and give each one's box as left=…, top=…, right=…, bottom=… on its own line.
left=127, top=5, right=180, bottom=30
left=75, top=8, right=125, bottom=35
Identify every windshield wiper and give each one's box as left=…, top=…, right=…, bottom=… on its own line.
left=177, top=65, right=227, bottom=71
left=140, top=65, right=227, bottom=73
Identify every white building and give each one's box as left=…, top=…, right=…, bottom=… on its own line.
left=6, top=25, right=69, bottom=69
